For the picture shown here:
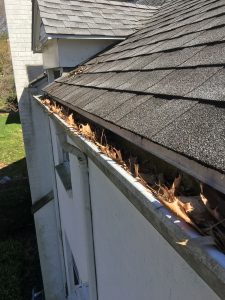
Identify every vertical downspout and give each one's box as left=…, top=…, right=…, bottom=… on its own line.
left=61, top=141, right=98, bottom=300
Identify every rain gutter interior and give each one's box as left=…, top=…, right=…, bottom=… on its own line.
left=45, top=94, right=225, bottom=196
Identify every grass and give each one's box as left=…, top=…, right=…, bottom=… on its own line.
left=0, top=240, right=24, bottom=300
left=0, top=112, right=42, bottom=300
left=0, top=113, right=25, bottom=174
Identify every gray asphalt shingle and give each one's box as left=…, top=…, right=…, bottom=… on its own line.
left=186, top=68, right=225, bottom=100
left=147, top=67, right=220, bottom=97
left=43, top=0, right=225, bottom=173
left=37, top=0, right=157, bottom=38
left=152, top=103, right=225, bottom=172
left=83, top=91, right=135, bottom=117
left=117, top=97, right=197, bottom=137
left=181, top=43, right=225, bottom=66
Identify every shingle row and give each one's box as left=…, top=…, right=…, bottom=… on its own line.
left=37, top=0, right=156, bottom=37
left=44, top=0, right=225, bottom=173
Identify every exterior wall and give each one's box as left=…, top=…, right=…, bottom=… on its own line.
left=43, top=38, right=118, bottom=70
left=23, top=100, right=66, bottom=300
left=88, top=160, right=220, bottom=300
left=58, top=39, right=117, bottom=68
left=46, top=115, right=220, bottom=300
left=49, top=122, right=97, bottom=300
left=4, top=0, right=43, bottom=100
left=42, top=39, right=59, bottom=70
left=50, top=122, right=90, bottom=284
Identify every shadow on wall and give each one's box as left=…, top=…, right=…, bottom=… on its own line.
left=26, top=65, right=43, bottom=82
left=18, top=64, right=47, bottom=152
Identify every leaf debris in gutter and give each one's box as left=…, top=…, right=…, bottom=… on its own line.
left=41, top=97, right=225, bottom=254
left=68, top=65, right=87, bottom=77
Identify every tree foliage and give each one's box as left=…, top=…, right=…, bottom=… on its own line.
left=0, top=37, right=16, bottom=110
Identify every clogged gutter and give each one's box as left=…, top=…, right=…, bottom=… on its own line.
left=41, top=97, right=225, bottom=254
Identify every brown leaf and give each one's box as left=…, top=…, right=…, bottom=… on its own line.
left=158, top=195, right=194, bottom=226
left=183, top=202, right=194, bottom=213
left=42, top=99, right=51, bottom=106
left=134, top=163, right=139, bottom=178
left=66, top=114, right=74, bottom=126
left=79, top=124, right=95, bottom=141
left=176, top=239, right=188, bottom=246
left=170, top=174, right=181, bottom=195
left=97, top=143, right=108, bottom=154
left=114, top=149, right=123, bottom=163
left=200, top=183, right=225, bottom=221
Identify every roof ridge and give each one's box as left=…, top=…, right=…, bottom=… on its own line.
left=67, top=0, right=157, bottom=9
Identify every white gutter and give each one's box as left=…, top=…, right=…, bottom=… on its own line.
left=49, top=95, right=225, bottom=196
left=34, top=95, right=225, bottom=300
left=33, top=34, right=124, bottom=53
left=47, top=35, right=126, bottom=41
left=34, top=34, right=125, bottom=54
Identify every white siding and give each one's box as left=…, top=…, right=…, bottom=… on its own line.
left=58, top=39, right=116, bottom=68
left=24, top=105, right=223, bottom=300
left=42, top=39, right=59, bottom=70
left=88, top=159, right=220, bottom=300
left=42, top=38, right=118, bottom=70
left=49, top=123, right=97, bottom=300
left=25, top=101, right=66, bottom=300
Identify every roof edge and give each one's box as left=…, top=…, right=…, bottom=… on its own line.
left=44, top=93, right=225, bottom=195
left=32, top=33, right=126, bottom=53
left=47, top=34, right=126, bottom=41
left=34, top=94, right=225, bottom=300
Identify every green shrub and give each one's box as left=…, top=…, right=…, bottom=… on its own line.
left=0, top=38, right=16, bottom=110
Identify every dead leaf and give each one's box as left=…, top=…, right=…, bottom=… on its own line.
left=158, top=195, right=194, bottom=226
left=79, top=124, right=95, bottom=141
left=134, top=163, right=139, bottom=178
left=176, top=239, right=188, bottom=246
left=183, top=202, right=194, bottom=213
left=42, top=99, right=51, bottom=106
left=114, top=149, right=123, bottom=163
left=170, top=174, right=181, bottom=195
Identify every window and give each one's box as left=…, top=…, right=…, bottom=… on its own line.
left=53, top=69, right=61, bottom=79
left=55, top=151, right=72, bottom=192
left=47, top=68, right=62, bottom=83
left=55, top=132, right=72, bottom=193
left=63, top=234, right=89, bottom=300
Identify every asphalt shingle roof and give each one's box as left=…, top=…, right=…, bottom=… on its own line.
left=43, top=0, right=225, bottom=174
left=37, top=0, right=157, bottom=38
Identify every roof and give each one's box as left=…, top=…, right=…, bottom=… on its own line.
left=29, top=73, right=47, bottom=87
left=43, top=0, right=225, bottom=175
left=36, top=0, right=157, bottom=38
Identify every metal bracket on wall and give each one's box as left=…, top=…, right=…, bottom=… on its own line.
left=32, top=191, right=54, bottom=214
